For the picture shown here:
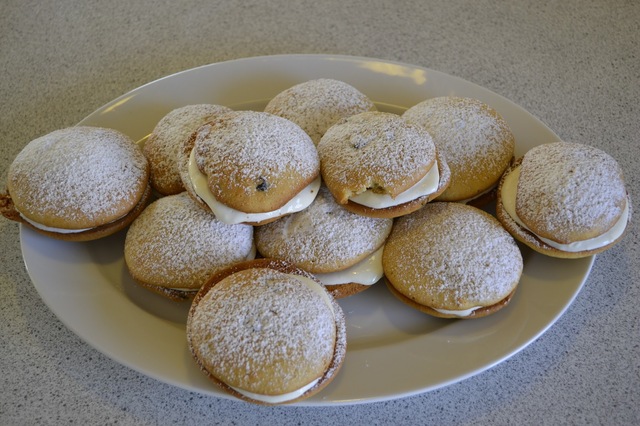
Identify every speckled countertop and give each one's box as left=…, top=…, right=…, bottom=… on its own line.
left=1, top=1, right=638, bottom=424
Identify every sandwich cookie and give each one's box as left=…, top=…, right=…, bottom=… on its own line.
left=143, top=104, right=232, bottom=195
left=264, top=78, right=376, bottom=145
left=403, top=96, right=515, bottom=206
left=186, top=258, right=346, bottom=405
left=317, top=111, right=450, bottom=219
left=383, top=202, right=523, bottom=319
left=496, top=141, right=632, bottom=258
left=1, top=126, right=151, bottom=241
left=254, top=185, right=393, bottom=298
left=124, top=192, right=255, bottom=301
left=179, top=110, right=321, bottom=225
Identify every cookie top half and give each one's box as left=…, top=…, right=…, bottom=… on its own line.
left=186, top=259, right=346, bottom=404
left=7, top=126, right=149, bottom=230
left=255, top=185, right=393, bottom=273
left=124, top=192, right=255, bottom=294
left=403, top=96, right=514, bottom=202
left=189, top=111, right=320, bottom=214
left=317, top=111, right=437, bottom=205
left=515, top=142, right=627, bottom=243
left=264, top=78, right=376, bottom=145
left=144, top=104, right=232, bottom=195
left=383, top=202, right=522, bottom=312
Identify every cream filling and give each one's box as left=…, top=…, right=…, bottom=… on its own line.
left=349, top=161, right=440, bottom=208
left=230, top=378, right=320, bottom=404
left=189, top=148, right=320, bottom=225
left=229, top=274, right=334, bottom=404
left=502, top=165, right=629, bottom=252
left=433, top=306, right=482, bottom=317
left=18, top=212, right=120, bottom=234
left=314, top=246, right=384, bottom=286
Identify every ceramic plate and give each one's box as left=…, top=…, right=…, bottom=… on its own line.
left=20, top=54, right=593, bottom=405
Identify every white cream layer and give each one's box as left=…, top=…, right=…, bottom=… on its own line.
left=18, top=212, right=123, bottom=234
left=228, top=274, right=334, bottom=404
left=349, top=161, right=440, bottom=208
left=20, top=213, right=93, bottom=233
left=231, top=378, right=320, bottom=404
left=314, top=246, right=384, bottom=286
left=502, top=165, right=629, bottom=252
left=433, top=306, right=482, bottom=317
left=189, top=148, right=320, bottom=224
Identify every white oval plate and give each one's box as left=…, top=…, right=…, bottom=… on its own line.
left=20, top=54, right=593, bottom=406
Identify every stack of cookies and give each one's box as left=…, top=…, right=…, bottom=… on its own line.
left=1, top=78, right=632, bottom=404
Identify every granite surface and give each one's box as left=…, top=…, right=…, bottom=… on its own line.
left=1, top=0, right=638, bottom=424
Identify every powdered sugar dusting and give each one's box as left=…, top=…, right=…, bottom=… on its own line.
left=188, top=269, right=337, bottom=394
left=193, top=111, right=319, bottom=195
left=265, top=78, right=376, bottom=145
left=124, top=192, right=254, bottom=289
left=8, top=126, right=148, bottom=228
left=385, top=202, right=522, bottom=308
left=403, top=96, right=514, bottom=198
left=144, top=104, right=232, bottom=194
left=516, top=142, right=627, bottom=242
left=255, top=185, right=393, bottom=272
left=317, top=111, right=436, bottom=197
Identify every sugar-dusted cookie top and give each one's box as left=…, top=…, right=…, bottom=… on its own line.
left=516, top=141, right=627, bottom=243
left=7, top=126, right=149, bottom=230
left=190, top=110, right=320, bottom=214
left=383, top=202, right=522, bottom=318
left=186, top=259, right=346, bottom=405
left=124, top=192, right=255, bottom=299
left=317, top=111, right=444, bottom=213
left=144, top=104, right=232, bottom=195
left=265, top=78, right=376, bottom=145
left=255, top=185, right=393, bottom=273
left=403, top=96, right=514, bottom=202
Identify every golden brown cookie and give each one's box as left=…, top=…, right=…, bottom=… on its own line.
left=403, top=96, right=515, bottom=204
left=124, top=192, right=255, bottom=301
left=2, top=126, right=150, bottom=241
left=496, top=142, right=632, bottom=258
left=186, top=258, right=346, bottom=405
left=383, top=202, right=523, bottom=319
left=255, top=185, right=393, bottom=298
left=317, top=111, right=450, bottom=219
left=264, top=78, right=376, bottom=145
left=178, top=110, right=321, bottom=225
left=143, top=104, right=232, bottom=195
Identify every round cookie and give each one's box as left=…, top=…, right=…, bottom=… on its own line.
left=264, top=78, right=376, bottom=145
left=178, top=110, right=321, bottom=225
left=124, top=192, right=255, bottom=301
left=383, top=202, right=523, bottom=319
left=317, top=111, right=450, bottom=219
left=1, top=126, right=151, bottom=241
left=255, top=185, right=393, bottom=298
left=186, top=258, right=346, bottom=405
left=496, top=142, right=632, bottom=258
left=143, top=104, right=232, bottom=195
left=403, top=96, right=515, bottom=205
